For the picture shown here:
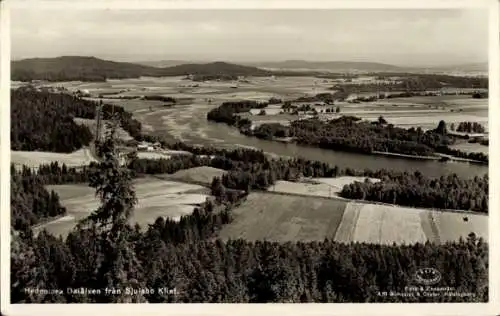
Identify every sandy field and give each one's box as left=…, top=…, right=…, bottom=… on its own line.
left=37, top=178, right=210, bottom=237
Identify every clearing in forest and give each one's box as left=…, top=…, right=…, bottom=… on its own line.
left=38, top=178, right=210, bottom=237
left=162, top=166, right=227, bottom=186
left=11, top=148, right=97, bottom=170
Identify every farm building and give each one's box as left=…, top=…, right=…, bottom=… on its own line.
left=137, top=142, right=154, bottom=152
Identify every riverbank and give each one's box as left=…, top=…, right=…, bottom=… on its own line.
left=371, top=151, right=440, bottom=161
left=435, top=153, right=488, bottom=165
left=263, top=135, right=487, bottom=166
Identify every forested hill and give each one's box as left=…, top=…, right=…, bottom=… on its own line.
left=11, top=56, right=271, bottom=82
left=159, top=61, right=271, bottom=76
left=11, top=56, right=161, bottom=82
left=11, top=87, right=141, bottom=152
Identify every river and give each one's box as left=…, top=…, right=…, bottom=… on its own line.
left=142, top=101, right=488, bottom=179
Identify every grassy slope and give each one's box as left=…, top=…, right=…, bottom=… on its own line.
left=218, top=192, right=347, bottom=242
left=39, top=178, right=209, bottom=237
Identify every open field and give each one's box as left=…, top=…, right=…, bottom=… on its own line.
left=218, top=192, right=487, bottom=244
left=269, top=180, right=332, bottom=197
left=136, top=152, right=172, bottom=160
left=37, top=178, right=210, bottom=237
left=312, top=177, right=381, bottom=193
left=84, top=97, right=166, bottom=112
left=11, top=148, right=97, bottom=169
left=159, top=166, right=227, bottom=186
left=218, top=193, right=346, bottom=242
left=426, top=211, right=488, bottom=242
left=450, top=142, right=489, bottom=155
left=269, top=177, right=381, bottom=197
left=335, top=204, right=428, bottom=244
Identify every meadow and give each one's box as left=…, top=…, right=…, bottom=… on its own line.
left=11, top=148, right=97, bottom=170
left=218, top=193, right=347, bottom=242
left=218, top=192, right=487, bottom=244
left=269, top=177, right=381, bottom=197
left=158, top=166, right=227, bottom=186
left=36, top=177, right=211, bottom=237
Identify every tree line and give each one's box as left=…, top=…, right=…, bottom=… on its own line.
left=340, top=173, right=488, bottom=213
left=453, top=121, right=486, bottom=134
left=366, top=73, right=488, bottom=90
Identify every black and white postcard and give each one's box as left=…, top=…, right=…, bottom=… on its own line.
left=1, top=0, right=499, bottom=315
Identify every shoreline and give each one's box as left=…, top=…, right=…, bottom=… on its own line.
left=371, top=150, right=440, bottom=161
left=255, top=134, right=488, bottom=165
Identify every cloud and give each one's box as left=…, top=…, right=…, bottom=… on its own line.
left=11, top=8, right=488, bottom=65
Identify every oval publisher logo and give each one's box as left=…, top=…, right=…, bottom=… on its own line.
left=414, top=268, right=442, bottom=285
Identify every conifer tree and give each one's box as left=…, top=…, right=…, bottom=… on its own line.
left=77, top=117, right=145, bottom=303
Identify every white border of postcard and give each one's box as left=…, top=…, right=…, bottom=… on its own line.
left=1, top=0, right=499, bottom=315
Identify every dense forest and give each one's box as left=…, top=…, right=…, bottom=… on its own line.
left=340, top=173, right=488, bottom=213
left=11, top=166, right=67, bottom=231
left=11, top=88, right=94, bottom=152
left=12, top=227, right=487, bottom=303
left=11, top=128, right=488, bottom=303
left=11, top=88, right=145, bottom=152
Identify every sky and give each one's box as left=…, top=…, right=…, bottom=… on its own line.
left=11, top=9, right=489, bottom=67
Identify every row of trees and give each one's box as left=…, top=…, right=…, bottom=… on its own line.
left=365, top=74, right=488, bottom=90
left=142, top=95, right=177, bottom=103
left=453, top=121, right=486, bottom=133
left=340, top=173, right=488, bottom=213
